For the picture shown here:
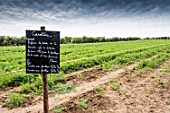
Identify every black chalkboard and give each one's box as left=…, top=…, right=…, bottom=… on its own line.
left=26, top=30, right=60, bottom=73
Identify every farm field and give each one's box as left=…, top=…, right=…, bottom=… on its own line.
left=0, top=40, right=170, bottom=113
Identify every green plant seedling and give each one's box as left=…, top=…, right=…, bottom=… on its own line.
left=111, top=82, right=119, bottom=90
left=94, top=85, right=106, bottom=98
left=76, top=73, right=84, bottom=78
left=144, top=67, right=153, bottom=71
left=76, top=98, right=88, bottom=110
left=7, top=93, right=24, bottom=109
left=94, top=85, right=104, bottom=92
left=53, top=82, right=76, bottom=94
left=53, top=106, right=65, bottom=113
left=123, top=90, right=128, bottom=94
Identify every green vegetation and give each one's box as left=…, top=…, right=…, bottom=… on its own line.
left=0, top=72, right=39, bottom=88
left=1, top=40, right=170, bottom=89
left=94, top=85, right=105, bottom=97
left=76, top=73, right=85, bottom=78
left=53, top=106, right=65, bottom=113
left=0, top=36, right=25, bottom=46
left=1, top=40, right=170, bottom=109
left=0, top=40, right=170, bottom=73
left=76, top=98, right=88, bottom=110
left=1, top=35, right=170, bottom=46
left=51, top=82, right=76, bottom=94
left=18, top=73, right=67, bottom=94
left=19, top=83, right=38, bottom=94
left=7, top=94, right=24, bottom=109
left=123, top=90, right=128, bottom=94
left=138, top=53, right=170, bottom=69
left=110, top=82, right=119, bottom=90
left=0, top=36, right=140, bottom=46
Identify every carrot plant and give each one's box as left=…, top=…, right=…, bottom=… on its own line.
left=138, top=53, right=170, bottom=69
left=1, top=41, right=170, bottom=89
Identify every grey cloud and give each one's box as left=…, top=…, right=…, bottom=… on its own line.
left=0, top=0, right=170, bottom=30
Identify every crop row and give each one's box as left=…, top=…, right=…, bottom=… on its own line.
left=60, top=44, right=170, bottom=73
left=1, top=40, right=170, bottom=73
left=0, top=43, right=170, bottom=89
left=51, top=53, right=170, bottom=113
left=3, top=44, right=170, bottom=109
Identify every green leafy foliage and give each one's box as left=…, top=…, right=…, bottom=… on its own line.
left=76, top=73, right=84, bottom=78
left=94, top=85, right=105, bottom=97
left=53, top=106, right=65, bottom=113
left=0, top=40, right=170, bottom=110
left=111, top=82, right=119, bottom=90
left=0, top=40, right=170, bottom=90
left=138, top=53, right=169, bottom=69
left=19, top=73, right=66, bottom=95
left=7, top=94, right=24, bottom=109
left=52, top=82, right=76, bottom=94
left=76, top=98, right=88, bottom=110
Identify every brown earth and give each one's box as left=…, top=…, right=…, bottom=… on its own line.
left=51, top=60, right=170, bottom=113
left=0, top=57, right=169, bottom=113
left=0, top=55, right=156, bottom=109
left=0, top=66, right=99, bottom=108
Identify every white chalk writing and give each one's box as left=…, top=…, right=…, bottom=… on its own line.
left=26, top=30, right=59, bottom=73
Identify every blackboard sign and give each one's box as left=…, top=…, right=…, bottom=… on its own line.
left=26, top=30, right=60, bottom=73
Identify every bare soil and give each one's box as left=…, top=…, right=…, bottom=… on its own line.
left=66, top=69, right=107, bottom=86
left=0, top=58, right=169, bottom=113
left=0, top=66, right=99, bottom=108
left=51, top=60, right=170, bottom=113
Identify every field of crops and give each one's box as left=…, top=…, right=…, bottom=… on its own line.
left=0, top=40, right=170, bottom=112
left=1, top=40, right=170, bottom=73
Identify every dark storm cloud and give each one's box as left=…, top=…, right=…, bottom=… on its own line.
left=0, top=0, right=170, bottom=37
left=0, top=0, right=170, bottom=22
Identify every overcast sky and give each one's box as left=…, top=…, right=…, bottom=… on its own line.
left=0, top=0, right=170, bottom=38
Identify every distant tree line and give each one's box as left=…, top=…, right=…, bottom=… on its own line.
left=60, top=36, right=141, bottom=44
left=56, top=36, right=170, bottom=44
left=0, top=36, right=26, bottom=46
left=143, top=37, right=170, bottom=40
left=0, top=35, right=170, bottom=46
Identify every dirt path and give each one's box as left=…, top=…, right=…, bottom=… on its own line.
left=0, top=55, right=160, bottom=113
left=0, top=69, right=125, bottom=113
left=53, top=60, right=170, bottom=113
left=0, top=53, right=157, bottom=100
left=0, top=63, right=137, bottom=113
left=0, top=66, right=98, bottom=101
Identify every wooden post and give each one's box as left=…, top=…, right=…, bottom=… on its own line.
left=42, top=73, right=49, bottom=113
left=41, top=26, right=49, bottom=113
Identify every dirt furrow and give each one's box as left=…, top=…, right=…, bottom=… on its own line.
left=51, top=59, right=170, bottom=113
left=0, top=69, right=128, bottom=113
left=0, top=55, right=159, bottom=113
